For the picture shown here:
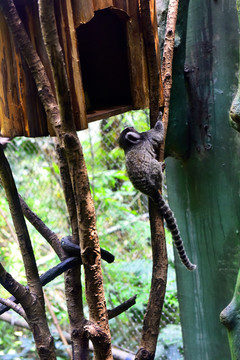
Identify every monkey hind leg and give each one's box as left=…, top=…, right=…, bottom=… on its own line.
left=156, top=194, right=197, bottom=271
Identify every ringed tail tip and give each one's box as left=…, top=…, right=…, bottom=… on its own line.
left=187, top=263, right=197, bottom=271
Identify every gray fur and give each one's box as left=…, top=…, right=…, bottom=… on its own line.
left=119, top=115, right=196, bottom=271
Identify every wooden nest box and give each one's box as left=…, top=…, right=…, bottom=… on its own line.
left=0, top=0, right=163, bottom=138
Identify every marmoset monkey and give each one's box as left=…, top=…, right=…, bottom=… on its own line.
left=119, top=114, right=196, bottom=271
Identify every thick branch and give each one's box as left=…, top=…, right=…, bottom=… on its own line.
left=0, top=4, right=84, bottom=357
left=135, top=201, right=167, bottom=360
left=135, top=2, right=169, bottom=359
left=0, top=257, right=80, bottom=315
left=84, top=322, right=112, bottom=359
left=54, top=141, right=79, bottom=243
left=38, top=2, right=112, bottom=359
left=0, top=313, right=136, bottom=360
left=0, top=263, right=33, bottom=309
left=0, top=263, right=56, bottom=359
left=1, top=0, right=111, bottom=357
left=136, top=2, right=180, bottom=359
left=38, top=0, right=75, bottom=132
left=136, top=3, right=180, bottom=359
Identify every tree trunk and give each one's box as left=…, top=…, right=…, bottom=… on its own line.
left=165, top=0, right=240, bottom=359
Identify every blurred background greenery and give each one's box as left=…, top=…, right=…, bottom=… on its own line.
left=0, top=110, right=183, bottom=359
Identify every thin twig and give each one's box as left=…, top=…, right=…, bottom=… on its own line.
left=161, top=0, right=180, bottom=148
left=44, top=292, right=72, bottom=358
left=0, top=298, right=27, bottom=320
left=0, top=207, right=18, bottom=243
left=108, top=295, right=137, bottom=320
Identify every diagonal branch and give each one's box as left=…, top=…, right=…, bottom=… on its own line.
left=0, top=297, right=26, bottom=320
left=0, top=257, right=80, bottom=316
left=0, top=262, right=56, bottom=358
left=108, top=295, right=137, bottom=320
left=19, top=194, right=63, bottom=259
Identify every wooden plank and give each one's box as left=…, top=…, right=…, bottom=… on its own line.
left=72, top=0, right=114, bottom=27
left=58, top=0, right=88, bottom=130
left=0, top=12, right=24, bottom=137
left=71, top=0, right=94, bottom=26
left=126, top=1, right=149, bottom=109
left=87, top=105, right=132, bottom=123
left=0, top=1, right=49, bottom=138
left=112, top=0, right=130, bottom=14
left=93, top=0, right=113, bottom=11
left=18, top=0, right=53, bottom=136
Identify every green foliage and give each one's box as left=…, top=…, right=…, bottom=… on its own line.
left=0, top=110, right=182, bottom=358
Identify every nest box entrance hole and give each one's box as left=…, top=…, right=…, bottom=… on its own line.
left=77, top=9, right=132, bottom=115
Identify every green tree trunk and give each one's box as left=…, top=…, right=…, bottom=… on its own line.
left=165, top=0, right=240, bottom=359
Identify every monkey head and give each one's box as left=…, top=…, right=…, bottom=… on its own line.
left=119, top=127, right=142, bottom=151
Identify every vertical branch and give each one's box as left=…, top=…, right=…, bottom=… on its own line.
left=136, top=1, right=179, bottom=359
left=38, top=0, right=112, bottom=347
left=161, top=0, right=180, bottom=147
left=136, top=1, right=168, bottom=359
left=54, top=140, right=79, bottom=243
left=1, top=0, right=112, bottom=358
left=0, top=263, right=56, bottom=359
left=0, top=1, right=84, bottom=358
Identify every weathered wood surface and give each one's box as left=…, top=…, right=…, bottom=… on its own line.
left=57, top=0, right=88, bottom=131
left=72, top=0, right=163, bottom=110
left=0, top=1, right=49, bottom=137
left=0, top=0, right=163, bottom=137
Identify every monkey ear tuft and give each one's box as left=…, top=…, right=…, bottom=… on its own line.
left=125, top=132, right=141, bottom=144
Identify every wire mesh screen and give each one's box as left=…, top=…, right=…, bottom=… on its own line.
left=0, top=111, right=183, bottom=359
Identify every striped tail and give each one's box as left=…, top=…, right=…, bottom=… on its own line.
left=154, top=192, right=197, bottom=271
